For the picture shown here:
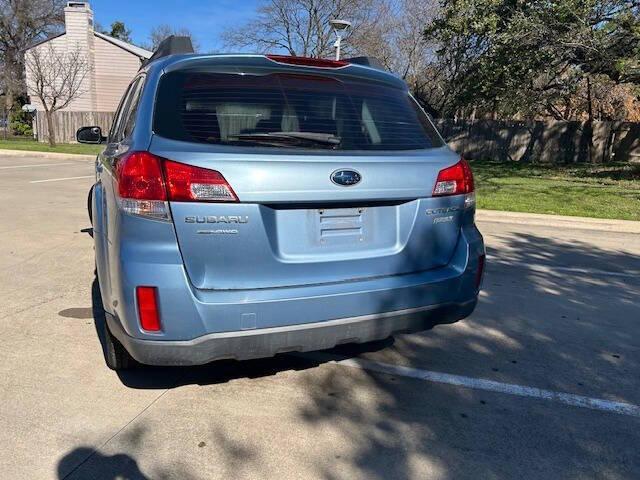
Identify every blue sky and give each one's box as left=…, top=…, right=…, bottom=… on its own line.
left=89, top=0, right=261, bottom=52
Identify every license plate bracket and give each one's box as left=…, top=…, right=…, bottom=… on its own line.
left=317, top=207, right=365, bottom=245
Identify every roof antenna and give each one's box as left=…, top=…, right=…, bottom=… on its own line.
left=144, top=35, right=194, bottom=66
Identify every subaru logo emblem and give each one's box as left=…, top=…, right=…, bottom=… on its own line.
left=331, top=169, right=361, bottom=186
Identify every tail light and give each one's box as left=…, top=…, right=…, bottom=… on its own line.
left=136, top=286, right=161, bottom=332
left=433, top=158, right=474, bottom=196
left=115, top=152, right=237, bottom=220
left=433, top=157, right=475, bottom=209
left=266, top=54, right=348, bottom=69
left=164, top=160, right=237, bottom=202
left=117, top=152, right=167, bottom=200
left=116, top=152, right=169, bottom=220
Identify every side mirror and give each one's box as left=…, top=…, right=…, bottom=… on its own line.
left=76, top=126, right=106, bottom=144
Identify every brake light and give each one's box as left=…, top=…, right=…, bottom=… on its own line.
left=136, top=286, right=161, bottom=332
left=164, top=160, right=238, bottom=202
left=433, top=158, right=474, bottom=196
left=117, top=151, right=166, bottom=200
left=266, top=54, right=348, bottom=69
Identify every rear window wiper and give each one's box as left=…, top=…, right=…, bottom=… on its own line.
left=229, top=131, right=341, bottom=147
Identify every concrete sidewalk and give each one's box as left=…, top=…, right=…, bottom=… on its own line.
left=0, top=148, right=96, bottom=161
left=477, top=209, right=640, bottom=234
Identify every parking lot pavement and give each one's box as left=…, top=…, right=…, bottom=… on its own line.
left=1, top=153, right=639, bottom=479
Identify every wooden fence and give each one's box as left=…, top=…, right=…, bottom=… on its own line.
left=35, top=111, right=114, bottom=144
left=436, top=119, right=640, bottom=164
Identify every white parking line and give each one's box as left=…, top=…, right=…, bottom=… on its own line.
left=29, top=175, right=93, bottom=184
left=0, top=162, right=75, bottom=170
left=305, top=354, right=640, bottom=418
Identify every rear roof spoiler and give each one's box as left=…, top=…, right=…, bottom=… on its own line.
left=143, top=35, right=194, bottom=67
left=344, top=56, right=386, bottom=71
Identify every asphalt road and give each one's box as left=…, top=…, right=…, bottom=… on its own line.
left=1, top=153, right=639, bottom=480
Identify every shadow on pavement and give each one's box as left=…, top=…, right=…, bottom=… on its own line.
left=57, top=425, right=199, bottom=480
left=290, top=232, right=640, bottom=479
left=76, top=231, right=640, bottom=479
left=58, top=448, right=149, bottom=480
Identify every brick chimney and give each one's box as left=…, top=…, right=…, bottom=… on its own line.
left=63, top=2, right=96, bottom=110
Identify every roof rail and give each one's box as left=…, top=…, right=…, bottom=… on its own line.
left=144, top=35, right=194, bottom=66
left=345, top=56, right=386, bottom=70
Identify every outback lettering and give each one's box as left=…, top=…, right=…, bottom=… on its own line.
left=426, top=207, right=461, bottom=216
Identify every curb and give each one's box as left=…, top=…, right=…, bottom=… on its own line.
left=477, top=209, right=640, bottom=234
left=0, top=148, right=96, bottom=161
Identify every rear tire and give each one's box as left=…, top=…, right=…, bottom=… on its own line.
left=87, top=186, right=94, bottom=225
left=104, top=321, right=136, bottom=370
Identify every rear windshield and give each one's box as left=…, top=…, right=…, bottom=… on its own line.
left=153, top=71, right=443, bottom=151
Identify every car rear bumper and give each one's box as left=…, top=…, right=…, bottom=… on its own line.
left=101, top=222, right=484, bottom=365
left=107, top=298, right=477, bottom=366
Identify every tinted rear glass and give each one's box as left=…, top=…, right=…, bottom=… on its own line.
left=154, top=71, right=443, bottom=151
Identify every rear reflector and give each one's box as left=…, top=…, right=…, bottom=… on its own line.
left=164, top=160, right=238, bottom=202
left=266, top=54, right=348, bottom=69
left=475, top=254, right=486, bottom=290
left=136, top=286, right=161, bottom=332
left=433, top=158, right=474, bottom=197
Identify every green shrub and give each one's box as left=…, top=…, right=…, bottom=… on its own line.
left=10, top=121, right=33, bottom=137
left=8, top=108, right=33, bottom=137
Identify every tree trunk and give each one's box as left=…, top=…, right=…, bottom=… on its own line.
left=3, top=86, right=12, bottom=140
left=4, top=89, right=12, bottom=114
left=45, top=110, right=56, bottom=147
left=586, top=75, right=594, bottom=163
left=3, top=61, right=15, bottom=113
left=1, top=103, right=6, bottom=141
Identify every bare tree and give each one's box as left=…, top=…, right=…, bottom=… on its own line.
left=145, top=24, right=200, bottom=52
left=25, top=43, right=88, bottom=146
left=222, top=0, right=384, bottom=58
left=0, top=0, right=65, bottom=111
left=221, top=0, right=441, bottom=111
left=352, top=0, right=438, bottom=84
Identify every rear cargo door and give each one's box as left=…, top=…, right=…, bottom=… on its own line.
left=151, top=67, right=465, bottom=290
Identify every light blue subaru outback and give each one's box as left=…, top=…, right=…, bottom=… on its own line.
left=78, top=37, right=485, bottom=370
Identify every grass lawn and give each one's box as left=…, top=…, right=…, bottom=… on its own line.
left=0, top=138, right=104, bottom=156
left=471, top=160, right=640, bottom=221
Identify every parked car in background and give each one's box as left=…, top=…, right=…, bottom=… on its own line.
left=78, top=37, right=485, bottom=370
